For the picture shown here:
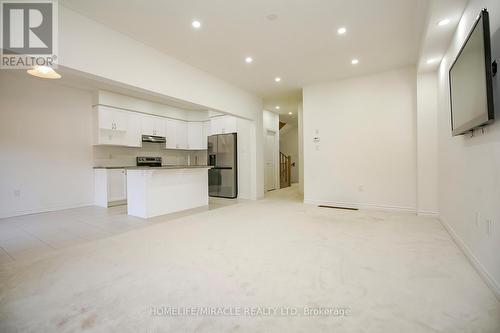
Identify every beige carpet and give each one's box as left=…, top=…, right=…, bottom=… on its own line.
left=1, top=185, right=499, bottom=332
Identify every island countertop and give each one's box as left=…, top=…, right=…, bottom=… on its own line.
left=94, top=165, right=213, bottom=170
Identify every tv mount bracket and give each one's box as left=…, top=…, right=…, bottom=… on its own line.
left=493, top=60, right=497, bottom=77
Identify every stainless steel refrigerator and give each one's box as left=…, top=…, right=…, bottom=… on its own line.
left=208, top=133, right=237, bottom=198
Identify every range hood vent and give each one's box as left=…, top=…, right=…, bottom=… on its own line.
left=142, top=135, right=166, bottom=143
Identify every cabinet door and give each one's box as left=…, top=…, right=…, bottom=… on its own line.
left=143, top=115, right=166, bottom=137
left=154, top=117, right=166, bottom=137
left=165, top=118, right=177, bottom=149
left=141, top=115, right=155, bottom=136
left=97, top=130, right=126, bottom=146
left=126, top=113, right=142, bottom=147
left=202, top=121, right=210, bottom=149
left=107, top=169, right=127, bottom=202
left=176, top=120, right=188, bottom=149
left=188, top=122, right=203, bottom=150
left=97, top=106, right=127, bottom=131
left=210, top=116, right=237, bottom=135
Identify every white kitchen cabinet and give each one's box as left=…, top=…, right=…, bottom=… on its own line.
left=187, top=122, right=204, bottom=150
left=203, top=121, right=211, bottom=149
left=96, top=106, right=128, bottom=131
left=141, top=115, right=166, bottom=137
left=125, top=113, right=143, bottom=147
left=165, top=118, right=177, bottom=149
left=94, top=106, right=129, bottom=146
left=94, top=169, right=127, bottom=207
left=210, top=116, right=237, bottom=135
left=176, top=120, right=188, bottom=149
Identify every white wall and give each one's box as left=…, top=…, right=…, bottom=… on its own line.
left=0, top=73, right=94, bottom=218
left=279, top=125, right=299, bottom=183
left=437, top=0, right=500, bottom=298
left=303, top=67, right=417, bottom=211
left=298, top=103, right=304, bottom=195
left=263, top=110, right=280, bottom=191
left=235, top=117, right=253, bottom=200
left=417, top=73, right=439, bottom=216
left=58, top=5, right=264, bottom=200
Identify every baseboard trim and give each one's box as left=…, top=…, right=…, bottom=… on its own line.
left=439, top=216, right=500, bottom=301
left=0, top=202, right=94, bottom=219
left=303, top=199, right=416, bottom=214
left=417, top=211, right=439, bottom=218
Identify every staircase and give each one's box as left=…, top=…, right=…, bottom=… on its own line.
left=280, top=152, right=291, bottom=189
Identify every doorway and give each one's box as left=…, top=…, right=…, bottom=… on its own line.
left=264, top=130, right=277, bottom=191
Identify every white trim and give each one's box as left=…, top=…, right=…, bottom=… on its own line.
left=417, top=211, right=439, bottom=218
left=0, top=202, right=94, bottom=219
left=303, top=199, right=416, bottom=213
left=439, top=217, right=500, bottom=301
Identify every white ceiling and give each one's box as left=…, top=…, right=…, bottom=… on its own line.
left=417, top=0, right=468, bottom=72
left=61, top=0, right=429, bottom=100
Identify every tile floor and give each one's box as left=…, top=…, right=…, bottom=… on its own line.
left=0, top=197, right=237, bottom=264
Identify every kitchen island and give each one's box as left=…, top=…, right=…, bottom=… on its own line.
left=126, top=166, right=212, bottom=218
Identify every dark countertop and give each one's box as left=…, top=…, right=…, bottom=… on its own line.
left=94, top=165, right=213, bottom=170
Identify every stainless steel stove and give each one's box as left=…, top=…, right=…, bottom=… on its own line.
left=136, top=156, right=162, bottom=167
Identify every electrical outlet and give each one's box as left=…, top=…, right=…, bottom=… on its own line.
left=475, top=212, right=481, bottom=227
left=358, top=185, right=364, bottom=192
left=13, top=189, right=20, bottom=198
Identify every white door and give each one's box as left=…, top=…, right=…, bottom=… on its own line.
left=264, top=131, right=276, bottom=191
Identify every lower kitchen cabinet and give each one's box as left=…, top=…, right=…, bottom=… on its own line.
left=94, top=169, right=127, bottom=207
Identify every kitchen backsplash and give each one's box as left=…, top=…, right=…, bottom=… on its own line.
left=93, top=143, right=207, bottom=167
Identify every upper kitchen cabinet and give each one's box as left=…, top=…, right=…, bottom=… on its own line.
left=175, top=120, right=188, bottom=149
left=210, top=115, right=237, bottom=135
left=95, top=106, right=128, bottom=131
left=93, top=106, right=128, bottom=146
left=141, top=115, right=166, bottom=137
left=165, top=118, right=177, bottom=149
left=125, top=113, right=143, bottom=147
left=187, top=122, right=204, bottom=150
left=202, top=121, right=210, bottom=149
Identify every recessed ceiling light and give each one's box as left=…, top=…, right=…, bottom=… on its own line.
left=275, top=106, right=280, bottom=110
left=288, top=112, right=293, bottom=115
left=275, top=77, right=281, bottom=82
left=27, top=66, right=61, bottom=79
left=192, top=20, right=201, bottom=29
left=351, top=59, right=359, bottom=65
left=438, top=18, right=450, bottom=26
left=245, top=56, right=253, bottom=63
left=266, top=14, right=278, bottom=21
left=337, top=27, right=347, bottom=35
left=427, top=58, right=440, bottom=64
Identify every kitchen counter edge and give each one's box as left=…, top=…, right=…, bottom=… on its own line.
left=93, top=166, right=213, bottom=170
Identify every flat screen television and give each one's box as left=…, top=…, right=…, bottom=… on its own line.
left=449, top=9, right=495, bottom=136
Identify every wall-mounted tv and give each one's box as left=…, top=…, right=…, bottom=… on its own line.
left=449, top=9, right=495, bottom=136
